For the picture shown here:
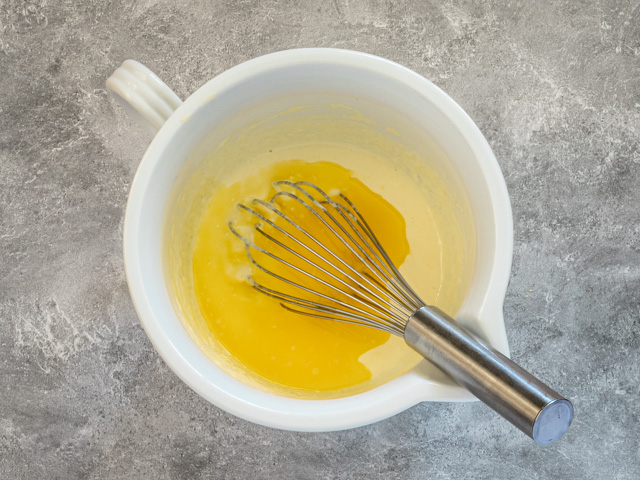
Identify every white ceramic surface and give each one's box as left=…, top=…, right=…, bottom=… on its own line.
left=106, top=48, right=513, bottom=431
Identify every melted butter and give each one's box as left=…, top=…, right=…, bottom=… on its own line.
left=166, top=104, right=475, bottom=399
left=193, top=160, right=412, bottom=391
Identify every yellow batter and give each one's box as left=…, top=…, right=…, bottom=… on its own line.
left=193, top=160, right=413, bottom=391
left=165, top=105, right=474, bottom=399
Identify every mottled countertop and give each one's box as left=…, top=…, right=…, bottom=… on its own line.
left=1, top=1, right=639, bottom=478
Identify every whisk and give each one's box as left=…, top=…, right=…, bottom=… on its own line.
left=229, top=180, right=573, bottom=445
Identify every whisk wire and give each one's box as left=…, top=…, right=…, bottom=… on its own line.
left=230, top=181, right=429, bottom=334
left=250, top=279, right=402, bottom=334
left=320, top=198, right=419, bottom=310
left=255, top=191, right=417, bottom=318
left=229, top=217, right=409, bottom=330
left=337, top=192, right=425, bottom=308
left=273, top=181, right=423, bottom=312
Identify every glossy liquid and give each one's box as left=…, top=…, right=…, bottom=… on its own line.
left=192, top=159, right=414, bottom=391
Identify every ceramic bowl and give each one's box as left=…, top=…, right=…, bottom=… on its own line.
left=106, top=48, right=513, bottom=431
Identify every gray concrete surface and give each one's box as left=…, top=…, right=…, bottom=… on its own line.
left=1, top=0, right=639, bottom=478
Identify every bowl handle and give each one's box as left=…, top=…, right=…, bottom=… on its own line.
left=106, top=60, right=182, bottom=134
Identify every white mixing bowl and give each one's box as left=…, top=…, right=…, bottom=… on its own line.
left=107, top=48, right=513, bottom=431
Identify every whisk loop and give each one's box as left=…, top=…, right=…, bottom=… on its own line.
left=229, top=181, right=424, bottom=335
left=229, top=180, right=573, bottom=446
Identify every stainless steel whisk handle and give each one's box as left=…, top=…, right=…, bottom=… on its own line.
left=404, top=306, right=573, bottom=445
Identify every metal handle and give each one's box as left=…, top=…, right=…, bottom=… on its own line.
left=404, top=306, right=573, bottom=445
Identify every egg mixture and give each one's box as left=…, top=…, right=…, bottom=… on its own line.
left=166, top=108, right=473, bottom=398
